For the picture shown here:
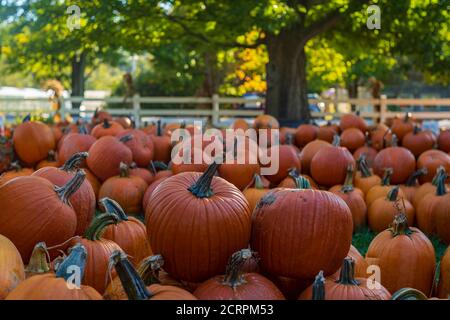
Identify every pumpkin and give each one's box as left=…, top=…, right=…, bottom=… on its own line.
left=0, top=234, right=25, bottom=299
left=365, top=168, right=406, bottom=207
left=311, top=135, right=356, bottom=187
left=253, top=114, right=279, bottom=130
left=36, top=150, right=59, bottom=169
left=400, top=168, right=428, bottom=203
left=340, top=128, right=366, bottom=152
left=354, top=155, right=381, bottom=196
left=99, top=162, right=148, bottom=215
left=366, top=214, right=436, bottom=295
left=129, top=162, right=154, bottom=185
left=150, top=120, right=173, bottom=163
left=391, top=112, right=415, bottom=142
left=87, top=135, right=133, bottom=181
left=251, top=186, right=353, bottom=280
left=299, top=258, right=391, bottom=300
left=85, top=168, right=101, bottom=199
left=0, top=135, right=14, bottom=174
left=150, top=161, right=173, bottom=180
left=370, top=126, right=393, bottom=151
left=146, top=163, right=252, bottom=282
left=417, top=149, right=450, bottom=184
left=12, top=116, right=56, bottom=165
left=353, top=134, right=378, bottom=168
left=116, top=129, right=154, bottom=167
left=0, top=171, right=84, bottom=262
left=218, top=136, right=261, bottom=190
left=33, top=152, right=96, bottom=235
left=437, top=246, right=450, bottom=299
left=114, top=117, right=132, bottom=129
left=340, top=112, right=367, bottom=133
left=368, top=186, right=415, bottom=233
left=106, top=250, right=196, bottom=300
left=69, top=212, right=122, bottom=293
left=194, top=249, right=285, bottom=300
left=299, top=139, right=330, bottom=175
left=402, top=126, right=436, bottom=157
left=100, top=198, right=152, bottom=266
left=0, top=161, right=34, bottom=185
left=57, top=126, right=96, bottom=166
left=438, top=130, right=450, bottom=153
left=413, top=166, right=446, bottom=208
left=231, top=118, right=249, bottom=131
left=170, top=139, right=211, bottom=175
left=330, top=165, right=367, bottom=232
left=278, top=167, right=318, bottom=189
left=317, top=122, right=338, bottom=143
left=264, top=144, right=301, bottom=185
left=434, top=176, right=450, bottom=243
left=373, top=135, right=416, bottom=184
left=391, top=287, right=433, bottom=300
left=24, top=242, right=51, bottom=278
left=294, top=124, right=318, bottom=148
left=331, top=245, right=369, bottom=279
left=142, top=178, right=169, bottom=215
left=242, top=174, right=270, bottom=213
left=91, top=119, right=124, bottom=139
left=91, top=108, right=113, bottom=126
left=6, top=243, right=102, bottom=300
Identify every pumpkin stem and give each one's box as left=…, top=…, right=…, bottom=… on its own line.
left=356, top=155, right=372, bottom=178
left=109, top=250, right=152, bottom=300
left=436, top=171, right=448, bottom=196
left=22, top=114, right=31, bottom=123
left=55, top=243, right=87, bottom=283
left=100, top=197, right=129, bottom=221
left=390, top=134, right=398, bottom=147
left=389, top=214, right=414, bottom=237
left=336, top=257, right=360, bottom=286
left=137, top=254, right=164, bottom=286
left=311, top=271, right=326, bottom=300
left=25, top=242, right=50, bottom=276
left=404, top=112, right=411, bottom=123
left=103, top=118, right=111, bottom=129
left=129, top=162, right=138, bottom=169
left=83, top=212, right=119, bottom=241
left=391, top=288, right=428, bottom=300
left=119, top=134, right=133, bottom=143
left=149, top=160, right=168, bottom=174
left=10, top=161, right=22, bottom=172
left=61, top=152, right=88, bottom=172
left=157, top=120, right=162, bottom=137
left=188, top=162, right=220, bottom=198
left=285, top=132, right=295, bottom=145
left=382, top=129, right=392, bottom=149
left=405, top=168, right=427, bottom=187
left=341, top=165, right=355, bottom=193
left=55, top=170, right=86, bottom=205
left=78, top=125, right=88, bottom=135
left=332, top=134, right=340, bottom=147
left=287, top=168, right=311, bottom=189
left=46, top=150, right=57, bottom=162
left=381, top=168, right=393, bottom=186
left=386, top=185, right=400, bottom=202
left=413, top=125, right=421, bottom=135
left=222, top=249, right=254, bottom=288
left=432, top=166, right=445, bottom=186
left=253, top=174, right=265, bottom=189
left=119, top=162, right=130, bottom=178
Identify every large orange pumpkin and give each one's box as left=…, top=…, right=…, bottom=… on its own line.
left=0, top=234, right=25, bottom=299
left=437, top=246, right=450, bottom=299
left=417, top=150, right=450, bottom=184
left=117, top=129, right=154, bottom=167
left=294, top=124, right=318, bottom=148
left=340, top=112, right=367, bottom=133
left=402, top=126, right=436, bottom=157
left=264, top=144, right=301, bottom=185
left=57, top=127, right=96, bottom=166
left=91, top=119, right=124, bottom=139
left=437, top=130, right=450, bottom=153
left=340, top=128, right=366, bottom=152
left=146, top=163, right=252, bottom=283
left=251, top=187, right=353, bottom=281
left=391, top=113, right=414, bottom=142
left=299, top=139, right=330, bottom=175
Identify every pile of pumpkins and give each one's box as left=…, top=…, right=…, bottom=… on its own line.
left=0, top=109, right=449, bottom=300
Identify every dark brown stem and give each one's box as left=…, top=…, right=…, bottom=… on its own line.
left=381, top=168, right=393, bottom=186
left=83, top=212, right=119, bottom=241
left=390, top=214, right=414, bottom=237
left=405, top=168, right=427, bottom=187
left=55, top=170, right=86, bottom=204
left=188, top=162, right=220, bottom=198
left=103, top=118, right=111, bottom=129
left=46, top=150, right=57, bottom=162
left=61, top=152, right=88, bottom=172
left=119, top=134, right=133, bottom=143
left=119, top=162, right=130, bottom=178
left=136, top=255, right=164, bottom=286
left=311, top=271, right=326, bottom=300
left=387, top=186, right=400, bottom=202
left=356, top=155, right=372, bottom=178
left=222, top=249, right=253, bottom=288
left=336, top=257, right=360, bottom=286
left=25, top=242, right=50, bottom=275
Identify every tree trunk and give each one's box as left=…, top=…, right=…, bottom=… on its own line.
left=71, top=52, right=86, bottom=109
left=266, top=32, right=310, bottom=125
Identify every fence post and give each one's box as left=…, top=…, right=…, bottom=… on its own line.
left=133, top=94, right=141, bottom=128
left=380, top=95, right=387, bottom=123
left=212, top=94, right=220, bottom=127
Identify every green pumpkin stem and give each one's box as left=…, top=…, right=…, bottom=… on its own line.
left=356, top=155, right=372, bottom=178
left=103, top=118, right=111, bottom=129
left=149, top=161, right=168, bottom=174
left=287, top=168, right=311, bottom=189
left=137, top=255, right=164, bottom=286
left=311, top=271, right=326, bottom=300
left=55, top=243, right=87, bottom=283
left=387, top=185, right=400, bottom=202
left=25, top=242, right=50, bottom=275
left=432, top=166, right=446, bottom=186
left=436, top=171, right=448, bottom=196
left=389, top=214, right=413, bottom=237
left=109, top=250, right=152, bottom=300
left=188, top=162, right=220, bottom=198
left=336, top=257, right=360, bottom=286
left=341, top=165, right=355, bottom=193
left=55, top=170, right=86, bottom=205
left=83, top=212, right=119, bottom=241
left=391, top=288, right=428, bottom=300
left=223, top=249, right=253, bottom=288
left=332, top=134, right=340, bottom=147
left=61, top=152, right=88, bottom=172
left=100, top=197, right=129, bottom=221
left=285, top=132, right=294, bottom=145
left=253, top=174, right=265, bottom=189
left=381, top=168, right=393, bottom=186
left=405, top=168, right=427, bottom=187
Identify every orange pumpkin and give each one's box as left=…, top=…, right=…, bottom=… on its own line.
left=354, top=155, right=381, bottom=196
left=417, top=149, right=450, bottom=184
left=437, top=246, right=450, bottom=299
left=242, top=174, right=270, bottom=213
left=340, top=112, right=368, bottom=133
left=57, top=126, right=96, bottom=166
left=0, top=234, right=26, bottom=299
left=402, top=126, right=436, bottom=157
left=0, top=162, right=34, bottom=185
left=340, top=128, right=366, bottom=152
left=391, top=112, right=414, bottom=142
left=295, top=124, right=318, bottom=148
left=91, top=119, right=124, bottom=139
left=365, top=168, right=405, bottom=207
left=116, top=129, right=154, bottom=167
left=36, top=150, right=59, bottom=169
left=299, top=139, right=330, bottom=175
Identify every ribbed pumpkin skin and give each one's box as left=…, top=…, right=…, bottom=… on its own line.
left=243, top=188, right=270, bottom=213
left=366, top=227, right=436, bottom=295
left=331, top=245, right=369, bottom=279
left=99, top=175, right=148, bottom=215
left=413, top=182, right=437, bottom=209
left=70, top=238, right=121, bottom=294
left=0, top=168, right=34, bottom=185
left=353, top=146, right=378, bottom=168
left=85, top=168, right=101, bottom=199
left=130, top=168, right=154, bottom=185
left=437, top=247, right=450, bottom=299
left=87, top=136, right=133, bottom=181
left=13, top=121, right=55, bottom=165
left=0, top=176, right=77, bottom=263
left=143, top=178, right=168, bottom=214
left=5, top=273, right=102, bottom=300
left=58, top=133, right=96, bottom=166
left=330, top=189, right=367, bottom=232
left=299, top=140, right=330, bottom=175
left=354, top=172, right=381, bottom=196
left=102, top=218, right=152, bottom=266
left=402, top=130, right=436, bottom=157
left=146, top=173, right=252, bottom=283
left=33, top=167, right=96, bottom=235
left=150, top=135, right=172, bottom=163
left=417, top=150, right=450, bottom=184
left=373, top=147, right=416, bottom=184
left=0, top=235, right=25, bottom=299
left=416, top=192, right=447, bottom=235
left=265, top=145, right=301, bottom=185
left=251, top=189, right=353, bottom=280
left=340, top=128, right=366, bottom=152
left=311, top=145, right=356, bottom=187
left=117, top=130, right=154, bottom=167
left=368, top=197, right=415, bottom=233
left=193, top=273, right=285, bottom=300
left=438, top=130, right=450, bottom=153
